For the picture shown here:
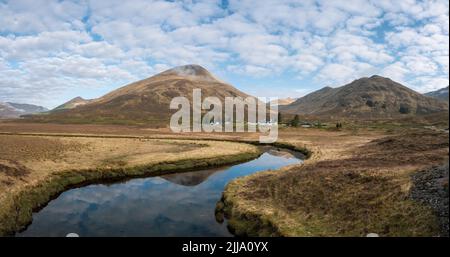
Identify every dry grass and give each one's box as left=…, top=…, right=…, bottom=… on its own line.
left=0, top=121, right=448, bottom=237
left=0, top=134, right=260, bottom=235
left=218, top=129, right=449, bottom=237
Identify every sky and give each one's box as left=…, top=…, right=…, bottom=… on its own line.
left=0, top=0, right=449, bottom=109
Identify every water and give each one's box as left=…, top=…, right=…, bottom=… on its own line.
left=17, top=149, right=302, bottom=237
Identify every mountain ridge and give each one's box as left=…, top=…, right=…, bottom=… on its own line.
left=53, top=97, right=93, bottom=111
left=425, top=86, right=449, bottom=102
left=0, top=102, right=48, bottom=118
left=281, top=75, right=448, bottom=119
left=30, top=64, right=253, bottom=124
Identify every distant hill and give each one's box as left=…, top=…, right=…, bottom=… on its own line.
left=30, top=65, right=254, bottom=125
left=425, top=86, right=449, bottom=102
left=269, top=97, right=296, bottom=106
left=0, top=102, right=48, bottom=118
left=280, top=75, right=448, bottom=119
left=53, top=97, right=93, bottom=111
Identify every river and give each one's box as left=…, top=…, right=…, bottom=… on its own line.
left=17, top=148, right=302, bottom=237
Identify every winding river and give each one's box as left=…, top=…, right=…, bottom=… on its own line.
left=17, top=148, right=302, bottom=237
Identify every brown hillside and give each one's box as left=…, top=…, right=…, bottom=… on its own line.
left=32, top=65, right=253, bottom=125
left=53, top=97, right=93, bottom=111
left=281, top=75, right=448, bottom=119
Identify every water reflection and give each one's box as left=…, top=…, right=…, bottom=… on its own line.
left=160, top=167, right=226, bottom=186
left=17, top=149, right=302, bottom=237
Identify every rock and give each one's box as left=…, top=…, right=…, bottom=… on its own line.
left=366, top=233, right=379, bottom=237
left=410, top=162, right=449, bottom=237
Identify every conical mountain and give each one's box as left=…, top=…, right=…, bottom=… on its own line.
left=53, top=97, right=93, bottom=111
left=34, top=64, right=252, bottom=124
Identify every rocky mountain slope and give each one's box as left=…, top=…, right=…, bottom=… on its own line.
left=425, top=86, right=449, bottom=102
left=281, top=75, right=448, bottom=119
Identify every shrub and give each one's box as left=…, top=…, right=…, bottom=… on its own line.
left=291, top=115, right=300, bottom=127
left=399, top=104, right=410, bottom=114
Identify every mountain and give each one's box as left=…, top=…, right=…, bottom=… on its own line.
left=425, top=86, right=449, bottom=102
left=280, top=75, right=449, bottom=119
left=0, top=102, right=48, bottom=118
left=53, top=97, right=93, bottom=111
left=269, top=97, right=296, bottom=106
left=0, top=103, right=18, bottom=118
left=31, top=65, right=253, bottom=124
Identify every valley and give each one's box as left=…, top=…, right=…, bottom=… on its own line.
left=0, top=120, right=448, bottom=236
left=0, top=132, right=261, bottom=235
left=0, top=65, right=448, bottom=237
left=1, top=2, right=449, bottom=254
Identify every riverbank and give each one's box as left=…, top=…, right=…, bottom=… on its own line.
left=0, top=135, right=261, bottom=236
left=217, top=130, right=449, bottom=236
left=1, top=122, right=448, bottom=236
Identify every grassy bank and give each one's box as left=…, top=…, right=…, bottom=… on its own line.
left=0, top=135, right=260, bottom=236
left=2, top=123, right=447, bottom=237
left=217, top=130, right=449, bottom=236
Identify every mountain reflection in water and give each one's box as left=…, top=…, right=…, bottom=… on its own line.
left=160, top=167, right=227, bottom=186
left=17, top=149, right=302, bottom=237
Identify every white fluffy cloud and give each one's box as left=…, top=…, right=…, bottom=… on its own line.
left=0, top=0, right=448, bottom=107
left=0, top=0, right=86, bottom=34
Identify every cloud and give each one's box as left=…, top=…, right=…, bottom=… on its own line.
left=227, top=65, right=272, bottom=77
left=316, top=62, right=376, bottom=86
left=380, top=62, right=410, bottom=84
left=0, top=0, right=86, bottom=34
left=412, top=77, right=450, bottom=93
left=0, top=30, right=91, bottom=60
left=0, top=0, right=448, bottom=108
left=402, top=55, right=438, bottom=74
left=328, top=31, right=394, bottom=64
